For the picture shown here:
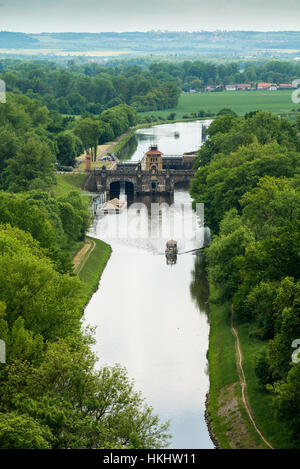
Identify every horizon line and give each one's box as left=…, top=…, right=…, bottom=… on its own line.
left=1, top=29, right=300, bottom=34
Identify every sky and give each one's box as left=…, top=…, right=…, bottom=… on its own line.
left=0, top=0, right=300, bottom=33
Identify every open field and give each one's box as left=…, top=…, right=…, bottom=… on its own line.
left=0, top=48, right=131, bottom=57
left=139, top=90, right=298, bottom=118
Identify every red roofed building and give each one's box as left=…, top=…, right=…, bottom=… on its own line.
left=257, top=82, right=278, bottom=90
left=143, top=145, right=163, bottom=171
left=278, top=84, right=293, bottom=89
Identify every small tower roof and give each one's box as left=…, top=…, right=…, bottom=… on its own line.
left=146, top=145, right=163, bottom=156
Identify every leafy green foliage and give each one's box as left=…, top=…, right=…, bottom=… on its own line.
left=1, top=60, right=181, bottom=115
left=271, top=363, right=300, bottom=446
left=0, top=413, right=52, bottom=449
left=0, top=190, right=89, bottom=273
left=0, top=68, right=171, bottom=449
left=191, top=112, right=300, bottom=232
left=4, top=137, right=55, bottom=192
left=191, top=110, right=300, bottom=447
left=0, top=224, right=170, bottom=449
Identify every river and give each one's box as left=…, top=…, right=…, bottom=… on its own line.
left=85, top=120, right=214, bottom=449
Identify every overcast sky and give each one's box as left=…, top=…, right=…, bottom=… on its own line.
left=0, top=0, right=299, bottom=33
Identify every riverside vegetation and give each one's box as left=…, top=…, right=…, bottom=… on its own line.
left=0, top=88, right=170, bottom=448
left=190, top=110, right=300, bottom=448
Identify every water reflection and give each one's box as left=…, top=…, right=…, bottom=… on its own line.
left=84, top=121, right=214, bottom=449
left=190, top=252, right=210, bottom=315
left=116, top=134, right=138, bottom=161
left=130, top=120, right=212, bottom=161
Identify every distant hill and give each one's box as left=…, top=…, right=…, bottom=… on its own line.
left=1, top=30, right=300, bottom=58
left=0, top=32, right=39, bottom=48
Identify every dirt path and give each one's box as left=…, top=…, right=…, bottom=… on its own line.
left=77, top=127, right=134, bottom=164
left=230, top=305, right=274, bottom=449
left=77, top=239, right=96, bottom=275
left=73, top=239, right=96, bottom=275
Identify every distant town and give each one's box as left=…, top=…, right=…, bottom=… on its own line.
left=190, top=82, right=296, bottom=93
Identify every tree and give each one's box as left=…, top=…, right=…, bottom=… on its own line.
left=74, top=118, right=102, bottom=161
left=296, top=113, right=300, bottom=132
left=271, top=364, right=300, bottom=446
left=191, top=143, right=299, bottom=232
left=0, top=250, right=82, bottom=341
left=56, top=131, right=77, bottom=166
left=189, top=79, right=202, bottom=91
left=0, top=339, right=170, bottom=449
left=0, top=413, right=52, bottom=449
left=4, top=137, right=55, bottom=192
left=66, top=92, right=87, bottom=115
left=0, top=128, right=19, bottom=174
left=217, top=108, right=237, bottom=117
left=207, top=209, right=254, bottom=302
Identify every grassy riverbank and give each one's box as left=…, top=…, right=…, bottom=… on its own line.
left=51, top=173, right=88, bottom=199
left=207, top=282, right=294, bottom=449
left=50, top=173, right=112, bottom=307
left=78, top=236, right=112, bottom=307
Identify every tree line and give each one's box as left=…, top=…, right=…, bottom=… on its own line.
left=0, top=91, right=138, bottom=183
left=0, top=60, right=180, bottom=114
left=146, top=60, right=300, bottom=91
left=190, top=110, right=300, bottom=447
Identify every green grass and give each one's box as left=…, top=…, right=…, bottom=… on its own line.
left=78, top=236, right=111, bottom=306
left=207, top=284, right=238, bottom=449
left=50, top=173, right=112, bottom=308
left=208, top=281, right=294, bottom=448
left=51, top=173, right=88, bottom=199
left=139, top=90, right=298, bottom=119
left=237, top=322, right=293, bottom=449
left=66, top=239, right=85, bottom=260
left=208, top=290, right=266, bottom=449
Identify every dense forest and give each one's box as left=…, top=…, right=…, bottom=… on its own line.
left=190, top=110, right=300, bottom=447
left=0, top=82, right=170, bottom=447
left=147, top=60, right=300, bottom=91
left=0, top=90, right=138, bottom=176
left=0, top=60, right=180, bottom=114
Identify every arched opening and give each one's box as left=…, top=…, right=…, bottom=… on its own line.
left=125, top=181, right=134, bottom=194
left=109, top=181, right=135, bottom=201
left=109, top=181, right=120, bottom=199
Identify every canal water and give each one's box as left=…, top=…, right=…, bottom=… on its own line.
left=85, top=120, right=214, bottom=449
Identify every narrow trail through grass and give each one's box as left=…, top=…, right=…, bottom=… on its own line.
left=76, top=240, right=96, bottom=275
left=230, top=305, right=273, bottom=450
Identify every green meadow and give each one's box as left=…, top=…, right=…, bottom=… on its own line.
left=140, top=90, right=298, bottom=118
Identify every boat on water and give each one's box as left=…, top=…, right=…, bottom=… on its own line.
left=165, top=240, right=178, bottom=265
left=99, top=198, right=127, bottom=214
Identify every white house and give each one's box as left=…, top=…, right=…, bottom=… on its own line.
left=226, top=85, right=237, bottom=91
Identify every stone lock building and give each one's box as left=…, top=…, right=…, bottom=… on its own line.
left=83, top=145, right=195, bottom=198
